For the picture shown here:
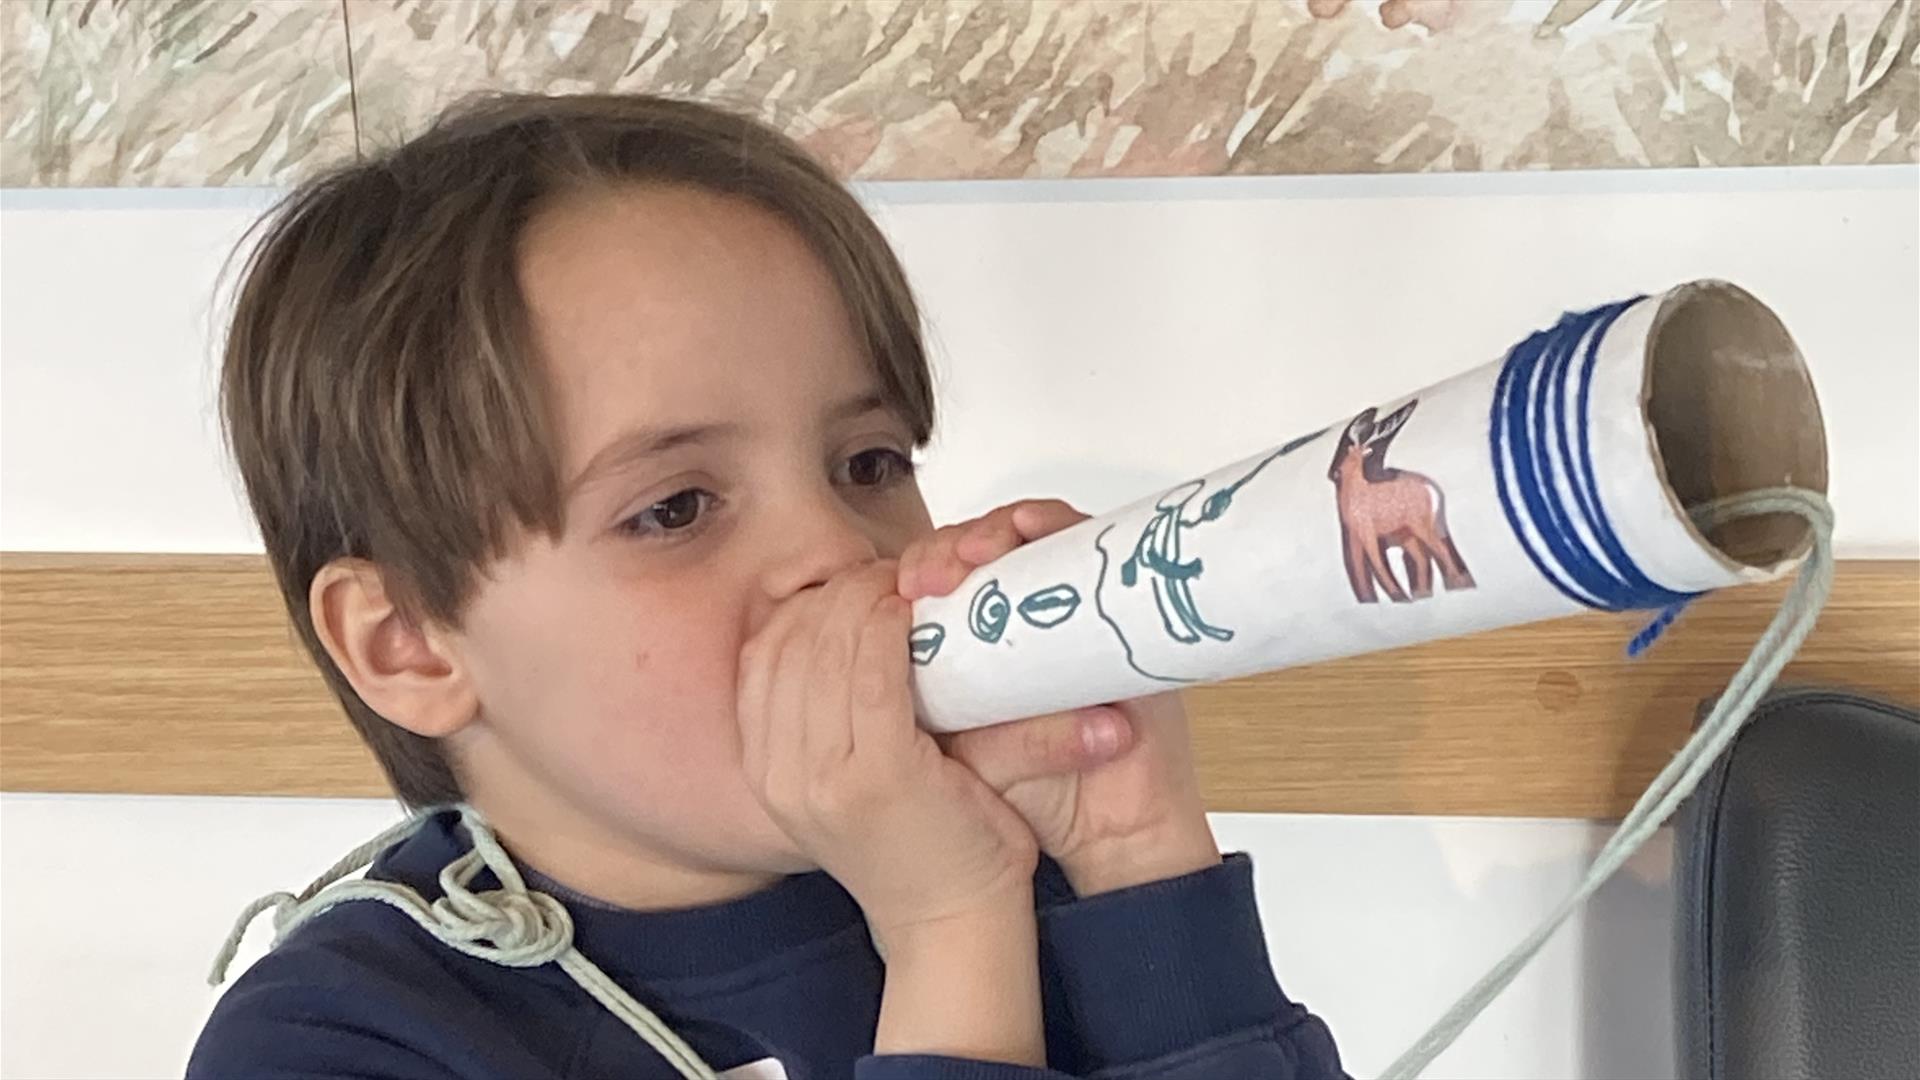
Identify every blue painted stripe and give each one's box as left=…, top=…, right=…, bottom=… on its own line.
left=1551, top=314, right=1622, bottom=583
left=1522, top=313, right=1604, bottom=605
left=1573, top=305, right=1694, bottom=608
left=1490, top=331, right=1592, bottom=606
left=1489, top=296, right=1701, bottom=613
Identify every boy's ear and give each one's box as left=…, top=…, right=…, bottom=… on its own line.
left=309, top=558, right=477, bottom=740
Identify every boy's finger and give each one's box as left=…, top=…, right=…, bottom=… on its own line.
left=807, top=567, right=893, bottom=765
left=904, top=499, right=1088, bottom=600
left=1010, top=498, right=1088, bottom=542
left=761, top=592, right=829, bottom=795
left=897, top=523, right=961, bottom=599
left=943, top=705, right=1133, bottom=791
left=951, top=504, right=1024, bottom=564
left=736, top=607, right=800, bottom=782
left=950, top=499, right=1083, bottom=563
left=849, top=592, right=915, bottom=761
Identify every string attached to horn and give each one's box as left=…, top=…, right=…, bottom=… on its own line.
left=1382, top=486, right=1832, bottom=1078
left=210, top=803, right=721, bottom=1080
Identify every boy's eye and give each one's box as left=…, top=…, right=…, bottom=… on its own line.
left=620, top=488, right=714, bottom=537
left=838, top=448, right=915, bottom=488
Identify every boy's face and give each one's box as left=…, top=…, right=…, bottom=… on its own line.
left=445, top=184, right=934, bottom=900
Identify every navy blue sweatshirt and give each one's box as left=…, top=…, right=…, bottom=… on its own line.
left=189, top=810, right=1344, bottom=1079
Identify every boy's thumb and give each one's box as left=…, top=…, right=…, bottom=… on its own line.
left=942, top=706, right=1133, bottom=790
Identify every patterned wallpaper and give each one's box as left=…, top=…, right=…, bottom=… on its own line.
left=4, top=0, right=1916, bottom=187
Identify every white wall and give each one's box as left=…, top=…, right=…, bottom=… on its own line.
left=3, top=165, right=1916, bottom=1080
left=5, top=169, right=1916, bottom=556
left=1, top=795, right=1677, bottom=1080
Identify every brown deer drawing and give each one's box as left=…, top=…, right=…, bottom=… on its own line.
left=1328, top=400, right=1475, bottom=603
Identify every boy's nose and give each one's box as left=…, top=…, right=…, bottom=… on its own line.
left=761, top=500, right=883, bottom=601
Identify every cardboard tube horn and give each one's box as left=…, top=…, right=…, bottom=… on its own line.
left=908, top=280, right=1828, bottom=734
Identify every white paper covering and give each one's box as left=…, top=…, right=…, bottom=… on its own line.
left=909, top=283, right=1818, bottom=733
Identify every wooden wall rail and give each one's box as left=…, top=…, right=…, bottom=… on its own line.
left=3, top=553, right=1915, bottom=817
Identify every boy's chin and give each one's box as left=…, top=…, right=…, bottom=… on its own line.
left=698, top=827, right=817, bottom=879
left=716, top=814, right=820, bottom=877
left=751, top=847, right=820, bottom=877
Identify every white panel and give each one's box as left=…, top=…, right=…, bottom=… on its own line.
left=0, top=794, right=404, bottom=1080
left=871, top=169, right=1918, bottom=557
left=1, top=189, right=279, bottom=553
left=0, top=794, right=1675, bottom=1080
left=3, top=168, right=1915, bottom=555
left=1211, top=812, right=1677, bottom=1080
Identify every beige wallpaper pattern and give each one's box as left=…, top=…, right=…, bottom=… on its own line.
left=5, top=0, right=1916, bottom=187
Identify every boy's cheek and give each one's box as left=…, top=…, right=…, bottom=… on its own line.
left=890, top=519, right=939, bottom=553
left=870, top=497, right=938, bottom=562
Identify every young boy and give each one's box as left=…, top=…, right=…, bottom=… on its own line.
left=189, top=93, right=1345, bottom=1079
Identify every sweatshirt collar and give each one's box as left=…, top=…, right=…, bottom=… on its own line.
left=370, top=809, right=867, bottom=982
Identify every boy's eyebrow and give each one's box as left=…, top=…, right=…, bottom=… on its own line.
left=829, top=391, right=892, bottom=424
left=568, top=422, right=742, bottom=496
left=566, top=392, right=895, bottom=497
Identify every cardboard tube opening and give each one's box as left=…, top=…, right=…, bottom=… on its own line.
left=1645, top=281, right=1828, bottom=570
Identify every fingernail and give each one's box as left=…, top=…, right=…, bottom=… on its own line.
left=1081, top=709, right=1124, bottom=760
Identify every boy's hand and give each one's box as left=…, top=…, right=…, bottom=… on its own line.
left=736, top=561, right=1039, bottom=946
left=900, top=500, right=1221, bottom=897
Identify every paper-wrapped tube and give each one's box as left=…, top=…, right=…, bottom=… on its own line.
left=909, top=281, right=1828, bottom=733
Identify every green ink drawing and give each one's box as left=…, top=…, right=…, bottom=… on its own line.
left=909, top=623, right=946, bottom=666
left=1017, top=584, right=1081, bottom=629
left=1094, top=426, right=1328, bottom=681
left=1120, top=427, right=1326, bottom=644
left=1121, top=478, right=1231, bottom=644
left=1093, top=525, right=1194, bottom=684
left=967, top=580, right=1012, bottom=643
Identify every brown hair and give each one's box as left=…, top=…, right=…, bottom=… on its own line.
left=221, top=93, right=934, bottom=808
